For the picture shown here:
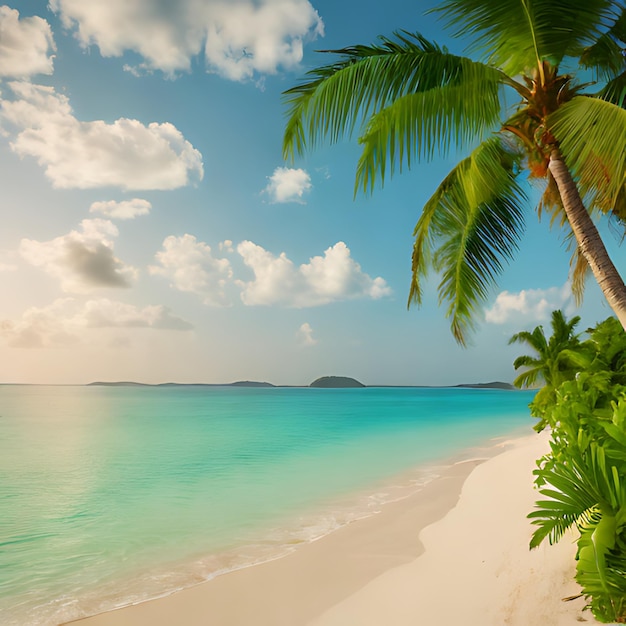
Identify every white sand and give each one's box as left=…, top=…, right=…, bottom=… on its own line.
left=71, top=431, right=599, bottom=626
left=312, top=432, right=596, bottom=626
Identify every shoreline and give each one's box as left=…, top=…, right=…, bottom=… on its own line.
left=67, top=429, right=595, bottom=626
left=69, top=456, right=479, bottom=626
left=312, top=430, right=597, bottom=626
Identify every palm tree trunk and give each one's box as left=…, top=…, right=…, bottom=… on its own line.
left=548, top=150, right=626, bottom=330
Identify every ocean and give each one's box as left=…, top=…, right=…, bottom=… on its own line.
left=0, top=384, right=535, bottom=625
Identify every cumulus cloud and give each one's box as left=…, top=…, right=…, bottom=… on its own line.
left=485, top=284, right=573, bottom=325
left=0, top=82, right=203, bottom=190
left=20, top=219, right=137, bottom=293
left=298, top=322, right=317, bottom=346
left=236, top=240, right=392, bottom=307
left=264, top=167, right=312, bottom=203
left=90, top=198, right=152, bottom=220
left=0, top=299, right=79, bottom=349
left=0, top=298, right=192, bottom=348
left=0, top=6, right=55, bottom=78
left=149, top=234, right=233, bottom=306
left=49, top=0, right=323, bottom=80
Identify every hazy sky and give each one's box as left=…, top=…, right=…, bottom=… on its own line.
left=0, top=0, right=622, bottom=385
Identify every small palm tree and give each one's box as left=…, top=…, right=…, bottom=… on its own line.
left=283, top=0, right=626, bottom=344
left=509, top=309, right=585, bottom=428
left=509, top=309, right=583, bottom=388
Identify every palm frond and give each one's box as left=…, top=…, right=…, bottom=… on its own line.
left=529, top=442, right=621, bottom=548
left=537, top=171, right=568, bottom=226
left=529, top=491, right=598, bottom=548
left=509, top=326, right=548, bottom=351
left=355, top=79, right=502, bottom=192
left=580, top=6, right=626, bottom=81
left=512, top=354, right=542, bottom=369
left=548, top=96, right=626, bottom=215
left=433, top=0, right=617, bottom=76
left=570, top=244, right=591, bottom=305
left=282, top=32, right=506, bottom=163
left=511, top=359, right=543, bottom=388
left=409, top=136, right=527, bottom=345
left=598, top=71, right=626, bottom=107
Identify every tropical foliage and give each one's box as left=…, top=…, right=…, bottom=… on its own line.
left=509, top=309, right=584, bottom=429
left=514, top=315, right=626, bottom=623
left=283, top=0, right=626, bottom=343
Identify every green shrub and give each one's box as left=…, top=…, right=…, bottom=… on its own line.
left=513, top=314, right=626, bottom=623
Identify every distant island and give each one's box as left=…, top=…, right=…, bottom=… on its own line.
left=454, top=381, right=516, bottom=390
left=87, top=381, right=275, bottom=388
left=86, top=379, right=515, bottom=390
left=228, top=381, right=275, bottom=388
left=309, top=376, right=366, bottom=388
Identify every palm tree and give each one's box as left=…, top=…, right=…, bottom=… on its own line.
left=283, top=0, right=626, bottom=344
left=509, top=309, right=585, bottom=428
left=509, top=309, right=583, bottom=389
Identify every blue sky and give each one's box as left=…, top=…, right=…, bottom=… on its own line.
left=0, top=0, right=621, bottom=385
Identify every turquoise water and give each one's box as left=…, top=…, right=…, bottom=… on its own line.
left=0, top=385, right=535, bottom=625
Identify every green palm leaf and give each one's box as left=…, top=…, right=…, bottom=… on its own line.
left=580, top=6, right=626, bottom=82
left=599, top=71, right=626, bottom=107
left=355, top=79, right=501, bottom=193
left=409, top=137, right=526, bottom=344
left=283, top=32, right=506, bottom=164
left=511, top=355, right=543, bottom=388
left=529, top=443, right=620, bottom=548
left=548, top=96, right=626, bottom=214
left=434, top=0, right=617, bottom=75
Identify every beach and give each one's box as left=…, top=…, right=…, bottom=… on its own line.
left=71, top=430, right=597, bottom=626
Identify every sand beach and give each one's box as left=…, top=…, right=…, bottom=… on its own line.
left=71, top=431, right=598, bottom=626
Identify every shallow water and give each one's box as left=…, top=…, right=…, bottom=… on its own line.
left=0, top=385, right=535, bottom=625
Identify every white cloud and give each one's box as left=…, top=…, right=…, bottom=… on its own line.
left=298, top=322, right=317, bottom=346
left=149, top=234, right=233, bottom=306
left=0, top=298, right=192, bottom=348
left=264, top=167, right=312, bottom=203
left=236, top=240, right=392, bottom=306
left=1, top=82, right=203, bottom=190
left=82, top=299, right=193, bottom=330
left=49, top=0, right=323, bottom=80
left=20, top=218, right=137, bottom=293
left=485, top=284, right=573, bottom=324
left=90, top=198, right=152, bottom=220
left=0, top=299, right=80, bottom=348
left=0, top=6, right=55, bottom=78
left=203, top=1, right=324, bottom=81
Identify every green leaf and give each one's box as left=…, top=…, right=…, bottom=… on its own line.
left=548, top=96, right=626, bottom=215
left=282, top=32, right=505, bottom=166
left=601, top=422, right=626, bottom=449
left=577, top=514, right=617, bottom=600
left=408, top=137, right=526, bottom=344
left=598, top=71, right=626, bottom=107
left=580, top=6, right=626, bottom=82
left=434, top=0, right=617, bottom=75
left=355, top=76, right=502, bottom=192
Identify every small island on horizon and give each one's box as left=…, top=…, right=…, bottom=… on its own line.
left=310, top=376, right=366, bottom=388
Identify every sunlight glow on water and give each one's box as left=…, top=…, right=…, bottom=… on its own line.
left=0, top=385, right=535, bottom=625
